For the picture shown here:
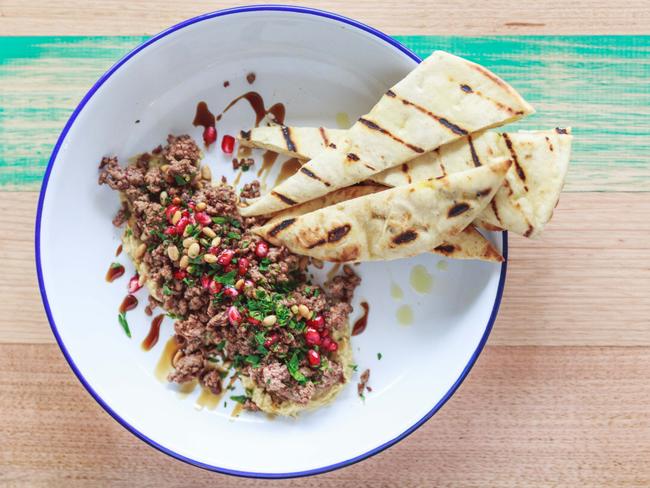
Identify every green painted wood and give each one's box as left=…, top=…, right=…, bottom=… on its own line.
left=1, top=36, right=649, bottom=191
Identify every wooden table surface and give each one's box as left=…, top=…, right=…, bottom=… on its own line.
left=2, top=1, right=649, bottom=486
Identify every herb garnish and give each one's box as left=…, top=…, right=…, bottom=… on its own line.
left=118, top=312, right=131, bottom=338
left=287, top=351, right=307, bottom=384
left=230, top=395, right=248, bottom=404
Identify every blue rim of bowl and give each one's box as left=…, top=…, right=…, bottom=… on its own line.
left=34, top=4, right=508, bottom=479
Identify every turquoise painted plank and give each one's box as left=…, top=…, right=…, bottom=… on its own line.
left=1, top=36, right=649, bottom=191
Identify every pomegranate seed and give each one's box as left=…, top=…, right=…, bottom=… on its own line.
left=181, top=210, right=191, bottom=219
left=207, top=246, right=218, bottom=255
left=195, top=211, right=211, bottom=226
left=221, top=135, right=236, bottom=154
left=255, top=241, right=269, bottom=258
left=247, top=316, right=261, bottom=326
left=209, top=280, right=222, bottom=294
left=172, top=197, right=182, bottom=205
left=305, top=329, right=321, bottom=346
left=187, top=201, right=196, bottom=210
left=223, top=287, right=239, bottom=298
left=264, top=333, right=279, bottom=348
left=327, top=341, right=338, bottom=352
left=321, top=328, right=330, bottom=338
left=203, top=126, right=217, bottom=146
left=217, top=249, right=235, bottom=266
left=227, top=306, right=242, bottom=325
left=173, top=270, right=187, bottom=280
left=238, top=257, right=250, bottom=275
left=307, top=349, right=321, bottom=367
left=201, top=275, right=211, bottom=288
left=321, top=337, right=332, bottom=349
left=307, top=315, right=325, bottom=330
left=165, top=205, right=180, bottom=223
left=164, top=225, right=177, bottom=236
left=128, top=274, right=142, bottom=293
left=175, top=216, right=191, bottom=234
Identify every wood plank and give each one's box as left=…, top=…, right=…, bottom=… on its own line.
left=3, top=0, right=650, bottom=36
left=1, top=343, right=648, bottom=486
left=1, top=35, right=649, bottom=191
left=3, top=191, right=649, bottom=346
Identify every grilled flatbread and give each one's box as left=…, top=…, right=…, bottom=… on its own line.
left=263, top=184, right=503, bottom=262
left=240, top=127, right=571, bottom=237
left=254, top=160, right=511, bottom=262
left=239, top=51, right=533, bottom=216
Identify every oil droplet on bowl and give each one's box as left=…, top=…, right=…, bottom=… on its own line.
left=409, top=265, right=433, bottom=294
left=396, top=305, right=414, bottom=326
left=335, top=112, right=351, bottom=129
left=154, top=337, right=178, bottom=382
left=437, top=260, right=448, bottom=271
left=390, top=282, right=404, bottom=300
left=177, top=379, right=198, bottom=398
left=195, top=386, right=222, bottom=410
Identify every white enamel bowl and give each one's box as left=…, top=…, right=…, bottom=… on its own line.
left=36, top=6, right=506, bottom=478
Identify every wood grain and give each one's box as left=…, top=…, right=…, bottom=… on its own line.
left=2, top=0, right=650, bottom=36
left=2, top=35, right=649, bottom=191
left=1, top=343, right=648, bottom=487
left=3, top=192, right=649, bottom=346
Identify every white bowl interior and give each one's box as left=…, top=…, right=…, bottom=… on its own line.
left=38, top=9, right=504, bottom=476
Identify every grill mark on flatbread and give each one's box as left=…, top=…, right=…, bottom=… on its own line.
left=524, top=224, right=534, bottom=237
left=300, top=167, right=331, bottom=187
left=328, top=224, right=351, bottom=243
left=271, top=191, right=297, bottom=206
left=364, top=163, right=377, bottom=171
left=391, top=95, right=468, bottom=136
left=439, top=162, right=447, bottom=176
left=502, top=133, right=528, bottom=189
left=474, top=90, right=525, bottom=115
left=491, top=200, right=502, bottom=224
left=306, top=238, right=326, bottom=249
left=240, top=130, right=251, bottom=141
left=401, top=163, right=412, bottom=183
left=477, top=188, right=492, bottom=197
left=281, top=126, right=297, bottom=152
left=268, top=218, right=296, bottom=237
left=433, top=243, right=456, bottom=255
left=555, top=127, right=568, bottom=134
left=545, top=136, right=554, bottom=152
left=386, top=89, right=396, bottom=97
left=328, top=142, right=337, bottom=149
left=460, top=84, right=473, bottom=93
left=358, top=117, right=425, bottom=153
left=448, top=202, right=470, bottom=218
left=319, top=127, right=330, bottom=147
left=468, top=136, right=482, bottom=167
left=347, top=153, right=360, bottom=161
left=392, top=229, right=418, bottom=245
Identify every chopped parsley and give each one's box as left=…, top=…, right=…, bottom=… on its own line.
left=287, top=351, right=307, bottom=384
left=215, top=270, right=237, bottom=286
left=245, top=355, right=261, bottom=367
left=349, top=363, right=358, bottom=372
left=258, top=258, right=271, bottom=271
left=174, top=174, right=187, bottom=186
left=110, top=262, right=122, bottom=269
left=118, top=312, right=131, bottom=338
left=377, top=352, right=383, bottom=360
left=227, top=231, right=241, bottom=240
left=230, top=395, right=248, bottom=404
left=211, top=216, right=227, bottom=225
left=162, top=284, right=172, bottom=296
left=215, top=339, right=226, bottom=350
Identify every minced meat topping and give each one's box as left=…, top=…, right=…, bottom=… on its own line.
left=99, top=134, right=360, bottom=409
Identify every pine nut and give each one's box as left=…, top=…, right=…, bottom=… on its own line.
left=262, top=315, right=277, bottom=327
left=298, top=304, right=310, bottom=319
left=201, top=165, right=212, bottom=180
left=159, top=191, right=168, bottom=204
left=183, top=225, right=191, bottom=237
left=138, top=273, right=147, bottom=286
left=179, top=255, right=189, bottom=269
left=172, top=350, right=183, bottom=368
left=235, top=279, right=245, bottom=290
left=183, top=237, right=196, bottom=248
left=171, top=210, right=182, bottom=225
left=203, top=253, right=217, bottom=264
left=211, top=236, right=222, bottom=247
left=187, top=243, right=200, bottom=258
left=167, top=245, right=180, bottom=261
left=161, top=164, right=170, bottom=173
left=196, top=201, right=207, bottom=211
left=202, top=227, right=216, bottom=238
left=291, top=305, right=299, bottom=315
left=135, top=243, right=147, bottom=259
